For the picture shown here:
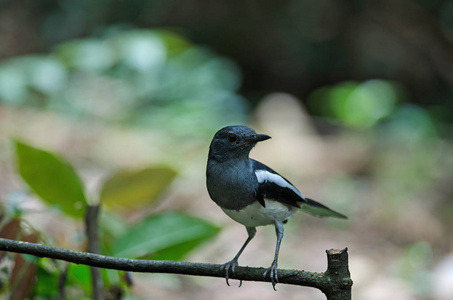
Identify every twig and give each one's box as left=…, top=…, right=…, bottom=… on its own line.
left=85, top=204, right=104, bottom=300
left=0, top=238, right=352, bottom=299
left=57, top=263, right=68, bottom=300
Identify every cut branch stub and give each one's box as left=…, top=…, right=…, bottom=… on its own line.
left=322, top=248, right=353, bottom=300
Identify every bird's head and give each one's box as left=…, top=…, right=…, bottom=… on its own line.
left=208, top=126, right=271, bottom=162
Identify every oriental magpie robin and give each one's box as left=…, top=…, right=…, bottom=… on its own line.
left=206, top=125, right=347, bottom=290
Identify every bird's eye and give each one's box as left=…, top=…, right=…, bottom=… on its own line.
left=227, top=133, right=237, bottom=143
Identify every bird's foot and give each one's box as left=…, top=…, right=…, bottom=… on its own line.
left=220, top=259, right=242, bottom=287
left=263, top=260, right=279, bottom=291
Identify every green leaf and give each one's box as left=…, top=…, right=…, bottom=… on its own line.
left=34, top=264, right=59, bottom=298
left=100, top=167, right=177, bottom=210
left=150, top=236, right=213, bottom=261
left=15, top=140, right=87, bottom=218
left=112, top=212, right=220, bottom=260
left=67, top=264, right=92, bottom=294
left=99, top=211, right=129, bottom=254
left=154, top=29, right=191, bottom=55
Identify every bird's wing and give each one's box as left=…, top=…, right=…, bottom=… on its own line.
left=251, top=160, right=348, bottom=219
left=251, top=159, right=307, bottom=208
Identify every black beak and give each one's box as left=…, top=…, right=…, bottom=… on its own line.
left=252, top=134, right=272, bottom=143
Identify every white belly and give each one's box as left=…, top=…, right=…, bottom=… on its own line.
left=221, top=199, right=298, bottom=227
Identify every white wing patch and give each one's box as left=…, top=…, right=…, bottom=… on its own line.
left=255, top=169, right=303, bottom=198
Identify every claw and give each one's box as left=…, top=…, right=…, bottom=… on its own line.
left=263, top=261, right=279, bottom=291
left=220, top=259, right=239, bottom=287
left=219, top=227, right=256, bottom=288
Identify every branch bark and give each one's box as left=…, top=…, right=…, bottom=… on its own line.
left=0, top=238, right=352, bottom=299
left=85, top=204, right=104, bottom=300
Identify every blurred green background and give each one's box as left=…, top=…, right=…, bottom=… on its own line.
left=1, top=0, right=453, bottom=299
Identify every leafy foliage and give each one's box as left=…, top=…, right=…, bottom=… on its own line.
left=100, top=167, right=177, bottom=211
left=8, top=141, right=220, bottom=298
left=0, top=216, right=41, bottom=300
left=112, top=213, right=220, bottom=260
left=15, top=140, right=87, bottom=218
left=0, top=30, right=247, bottom=136
left=308, top=80, right=403, bottom=129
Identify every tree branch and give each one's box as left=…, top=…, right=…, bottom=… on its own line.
left=0, top=238, right=352, bottom=299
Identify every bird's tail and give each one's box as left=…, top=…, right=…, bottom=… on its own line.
left=300, top=198, right=347, bottom=219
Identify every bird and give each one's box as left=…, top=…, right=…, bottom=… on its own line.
left=206, top=125, right=347, bottom=290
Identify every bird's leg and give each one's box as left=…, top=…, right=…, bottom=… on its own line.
left=220, top=226, right=256, bottom=287
left=263, top=220, right=284, bottom=290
